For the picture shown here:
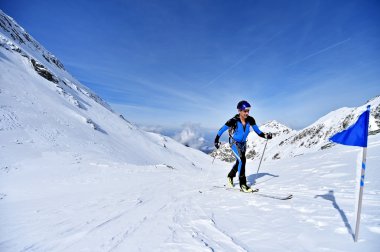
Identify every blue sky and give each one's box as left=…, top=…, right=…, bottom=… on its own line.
left=1, top=0, right=380, bottom=130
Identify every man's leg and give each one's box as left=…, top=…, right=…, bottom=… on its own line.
left=238, top=155, right=247, bottom=186
left=228, top=144, right=242, bottom=187
left=228, top=160, right=239, bottom=178
left=238, top=153, right=256, bottom=192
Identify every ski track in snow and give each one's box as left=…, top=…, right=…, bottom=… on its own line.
left=2, top=143, right=380, bottom=251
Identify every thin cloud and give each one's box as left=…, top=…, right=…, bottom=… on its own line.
left=287, top=38, right=351, bottom=67
left=201, top=30, right=285, bottom=89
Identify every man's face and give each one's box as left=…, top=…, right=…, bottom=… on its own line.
left=239, top=109, right=250, bottom=119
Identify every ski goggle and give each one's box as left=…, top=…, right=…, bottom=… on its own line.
left=237, top=103, right=251, bottom=111
left=238, top=105, right=251, bottom=111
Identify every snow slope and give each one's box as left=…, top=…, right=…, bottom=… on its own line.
left=0, top=9, right=207, bottom=168
left=1, top=9, right=379, bottom=252
left=1, top=133, right=379, bottom=251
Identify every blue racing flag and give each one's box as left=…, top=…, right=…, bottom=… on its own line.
left=329, top=105, right=370, bottom=147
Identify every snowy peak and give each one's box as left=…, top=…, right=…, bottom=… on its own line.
left=0, top=10, right=211, bottom=169
left=0, top=9, right=112, bottom=112
left=366, top=94, right=380, bottom=104
left=211, top=120, right=296, bottom=162
left=309, top=96, right=380, bottom=137
left=212, top=96, right=380, bottom=162
left=0, top=10, right=64, bottom=70
left=274, top=96, right=380, bottom=155
left=259, top=120, right=294, bottom=135
left=314, top=96, right=380, bottom=130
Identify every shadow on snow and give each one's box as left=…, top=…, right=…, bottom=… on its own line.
left=315, top=190, right=355, bottom=240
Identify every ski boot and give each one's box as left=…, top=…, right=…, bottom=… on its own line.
left=240, top=184, right=258, bottom=193
left=227, top=176, right=234, bottom=188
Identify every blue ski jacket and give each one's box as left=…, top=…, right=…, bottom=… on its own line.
left=217, top=114, right=263, bottom=143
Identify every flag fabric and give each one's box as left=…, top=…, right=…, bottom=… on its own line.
left=329, top=105, right=370, bottom=147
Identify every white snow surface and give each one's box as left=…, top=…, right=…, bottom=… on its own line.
left=1, top=9, right=380, bottom=252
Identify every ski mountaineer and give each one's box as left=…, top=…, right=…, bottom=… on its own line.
left=214, top=100, right=273, bottom=193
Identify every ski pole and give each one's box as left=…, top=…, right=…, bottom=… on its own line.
left=212, top=142, right=221, bottom=164
left=255, top=138, right=268, bottom=183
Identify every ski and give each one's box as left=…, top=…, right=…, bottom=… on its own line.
left=213, top=185, right=258, bottom=193
left=213, top=185, right=293, bottom=200
left=256, top=192, right=293, bottom=200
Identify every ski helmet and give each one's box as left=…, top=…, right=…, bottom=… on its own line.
left=237, top=100, right=251, bottom=111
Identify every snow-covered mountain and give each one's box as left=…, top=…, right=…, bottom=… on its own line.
left=1, top=10, right=379, bottom=251
left=0, top=11, right=111, bottom=111
left=0, top=9, right=211, bottom=168
left=211, top=97, right=380, bottom=162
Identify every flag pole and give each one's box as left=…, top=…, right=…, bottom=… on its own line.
left=354, top=146, right=367, bottom=242
left=329, top=105, right=370, bottom=242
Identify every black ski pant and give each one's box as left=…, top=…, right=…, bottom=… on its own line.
left=228, top=141, right=247, bottom=186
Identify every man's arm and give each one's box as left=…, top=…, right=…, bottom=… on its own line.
left=214, top=118, right=236, bottom=148
left=214, top=125, right=228, bottom=149
left=249, top=117, right=272, bottom=139
left=217, top=125, right=229, bottom=137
